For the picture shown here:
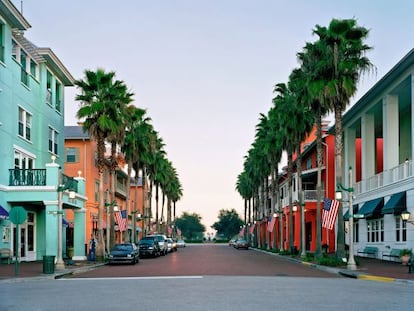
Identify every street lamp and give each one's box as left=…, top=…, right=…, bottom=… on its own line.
left=401, top=211, right=414, bottom=225
left=336, top=166, right=357, bottom=271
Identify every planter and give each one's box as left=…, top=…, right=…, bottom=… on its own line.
left=67, top=247, right=74, bottom=259
left=401, top=255, right=411, bottom=265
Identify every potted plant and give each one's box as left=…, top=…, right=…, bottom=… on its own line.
left=399, top=248, right=412, bottom=265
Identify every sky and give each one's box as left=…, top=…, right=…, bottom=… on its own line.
left=15, top=0, right=414, bottom=231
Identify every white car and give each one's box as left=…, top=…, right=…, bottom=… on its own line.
left=176, top=239, right=186, bottom=248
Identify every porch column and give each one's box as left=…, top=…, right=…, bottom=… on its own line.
left=344, top=127, right=356, bottom=187
left=44, top=202, right=58, bottom=257
left=73, top=175, right=87, bottom=261
left=383, top=94, right=399, bottom=173
left=73, top=208, right=87, bottom=260
left=361, top=113, right=376, bottom=191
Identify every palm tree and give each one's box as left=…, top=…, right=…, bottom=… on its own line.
left=313, top=18, right=373, bottom=259
left=75, top=68, right=128, bottom=258
left=106, top=79, right=134, bottom=246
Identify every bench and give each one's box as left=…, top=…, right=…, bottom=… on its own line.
left=0, top=248, right=12, bottom=264
left=382, top=248, right=401, bottom=262
left=357, top=246, right=378, bottom=258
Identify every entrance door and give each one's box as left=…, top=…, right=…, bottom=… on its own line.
left=12, top=212, right=36, bottom=262
left=306, top=222, right=312, bottom=251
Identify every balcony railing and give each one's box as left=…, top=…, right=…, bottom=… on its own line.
left=354, top=160, right=412, bottom=195
left=9, top=169, right=46, bottom=186
left=61, top=173, right=78, bottom=192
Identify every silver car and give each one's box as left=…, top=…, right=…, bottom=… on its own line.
left=146, top=234, right=168, bottom=256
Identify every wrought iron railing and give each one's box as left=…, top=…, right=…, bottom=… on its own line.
left=9, top=169, right=46, bottom=186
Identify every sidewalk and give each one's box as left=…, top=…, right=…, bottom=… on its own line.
left=0, top=256, right=413, bottom=283
left=0, top=260, right=105, bottom=282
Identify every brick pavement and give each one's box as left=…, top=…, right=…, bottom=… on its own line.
left=0, top=251, right=413, bottom=283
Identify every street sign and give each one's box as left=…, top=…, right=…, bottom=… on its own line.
left=353, top=214, right=364, bottom=219
left=9, top=206, right=27, bottom=225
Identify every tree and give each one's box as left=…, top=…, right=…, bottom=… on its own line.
left=313, top=18, right=373, bottom=259
left=174, top=212, right=205, bottom=240
left=75, top=68, right=128, bottom=258
left=212, top=209, right=244, bottom=240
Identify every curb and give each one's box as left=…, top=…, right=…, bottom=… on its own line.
left=252, top=247, right=414, bottom=284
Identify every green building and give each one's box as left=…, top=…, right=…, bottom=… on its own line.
left=0, top=0, right=86, bottom=264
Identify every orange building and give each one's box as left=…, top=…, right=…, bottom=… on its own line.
left=63, top=126, right=146, bottom=253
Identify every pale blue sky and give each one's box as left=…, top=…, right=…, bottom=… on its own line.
left=16, top=0, right=414, bottom=229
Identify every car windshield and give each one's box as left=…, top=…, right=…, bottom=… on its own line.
left=112, top=244, right=132, bottom=251
left=139, top=241, right=153, bottom=246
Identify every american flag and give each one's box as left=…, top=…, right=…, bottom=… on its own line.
left=176, top=228, right=182, bottom=236
left=267, top=216, right=276, bottom=232
left=168, top=226, right=172, bottom=235
left=114, top=210, right=127, bottom=232
left=239, top=226, right=245, bottom=237
left=248, top=223, right=255, bottom=234
left=322, top=198, right=340, bottom=230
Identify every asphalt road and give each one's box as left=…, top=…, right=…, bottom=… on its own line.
left=70, top=243, right=338, bottom=278
left=1, top=244, right=413, bottom=310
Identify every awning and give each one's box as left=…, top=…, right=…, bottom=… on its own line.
left=0, top=205, right=9, bottom=220
left=358, top=198, right=384, bottom=218
left=344, top=205, right=358, bottom=221
left=382, top=192, right=406, bottom=215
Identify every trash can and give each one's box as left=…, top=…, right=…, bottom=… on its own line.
left=43, top=255, right=55, bottom=274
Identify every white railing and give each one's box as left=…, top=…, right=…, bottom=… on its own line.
left=354, top=160, right=412, bottom=195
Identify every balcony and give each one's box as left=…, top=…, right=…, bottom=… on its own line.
left=9, top=169, right=46, bottom=186
left=354, top=160, right=413, bottom=195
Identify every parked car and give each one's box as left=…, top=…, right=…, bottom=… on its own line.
left=146, top=234, right=168, bottom=255
left=176, top=239, right=186, bottom=248
left=229, top=239, right=237, bottom=246
left=108, top=243, right=140, bottom=264
left=234, top=239, right=249, bottom=250
left=167, top=238, right=177, bottom=252
left=137, top=239, right=160, bottom=258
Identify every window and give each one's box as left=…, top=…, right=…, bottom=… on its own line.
left=20, top=50, right=29, bottom=86
left=55, top=81, right=62, bottom=112
left=395, top=216, right=407, bottom=242
left=306, top=158, right=312, bottom=170
left=18, top=107, right=32, bottom=141
left=353, top=221, right=359, bottom=243
left=0, top=23, right=4, bottom=62
left=30, top=59, right=38, bottom=78
left=11, top=39, right=18, bottom=59
left=14, top=149, right=34, bottom=169
left=366, top=218, right=384, bottom=243
left=65, top=147, right=79, bottom=163
left=46, top=71, right=52, bottom=105
left=48, top=127, right=58, bottom=155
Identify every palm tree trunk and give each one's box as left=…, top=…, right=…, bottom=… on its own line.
left=315, top=115, right=323, bottom=258
left=335, top=107, right=345, bottom=259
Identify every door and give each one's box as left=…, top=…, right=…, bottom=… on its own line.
left=11, top=212, right=36, bottom=262
left=306, top=222, right=312, bottom=251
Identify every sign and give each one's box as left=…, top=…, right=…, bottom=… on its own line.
left=9, top=206, right=27, bottom=225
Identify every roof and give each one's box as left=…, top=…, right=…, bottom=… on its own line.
left=0, top=0, right=31, bottom=30
left=343, top=48, right=414, bottom=124
left=65, top=126, right=90, bottom=139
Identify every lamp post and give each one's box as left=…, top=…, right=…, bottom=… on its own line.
left=336, top=166, right=357, bottom=271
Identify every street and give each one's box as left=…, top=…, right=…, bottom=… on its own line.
left=1, top=244, right=413, bottom=311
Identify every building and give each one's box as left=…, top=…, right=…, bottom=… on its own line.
left=64, top=125, right=146, bottom=253
left=0, top=0, right=86, bottom=262
left=341, top=48, right=414, bottom=257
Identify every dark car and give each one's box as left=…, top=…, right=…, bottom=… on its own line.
left=108, top=243, right=140, bottom=264
left=146, top=234, right=168, bottom=256
left=137, top=239, right=160, bottom=258
left=234, top=239, right=249, bottom=250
